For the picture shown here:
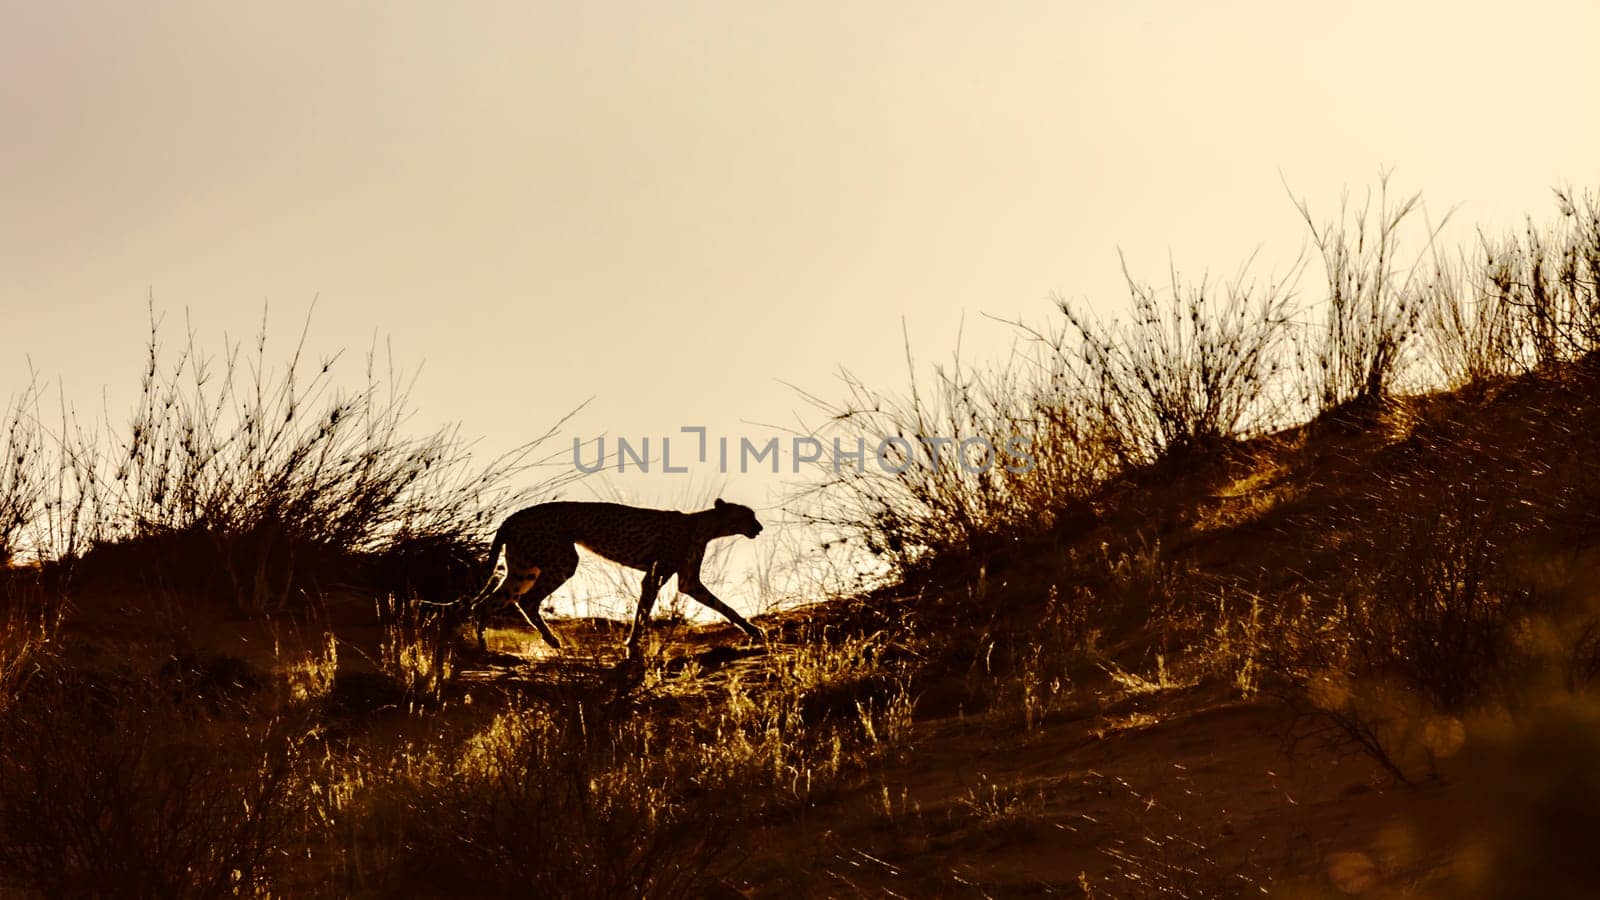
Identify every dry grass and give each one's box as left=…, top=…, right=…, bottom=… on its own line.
left=0, top=607, right=918, bottom=896
left=0, top=666, right=309, bottom=896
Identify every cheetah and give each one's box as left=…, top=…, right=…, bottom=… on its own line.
left=466, top=498, right=765, bottom=655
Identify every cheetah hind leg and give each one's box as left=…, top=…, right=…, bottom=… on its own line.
left=505, top=563, right=571, bottom=651
left=474, top=566, right=544, bottom=653
left=472, top=580, right=517, bottom=654
left=510, top=599, right=562, bottom=649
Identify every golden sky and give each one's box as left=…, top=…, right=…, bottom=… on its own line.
left=3, top=1, right=1597, bottom=608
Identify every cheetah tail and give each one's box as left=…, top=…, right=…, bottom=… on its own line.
left=466, top=527, right=508, bottom=606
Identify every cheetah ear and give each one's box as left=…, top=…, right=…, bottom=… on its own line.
left=714, top=498, right=726, bottom=508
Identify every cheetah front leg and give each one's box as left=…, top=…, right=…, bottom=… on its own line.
left=677, top=562, right=765, bottom=645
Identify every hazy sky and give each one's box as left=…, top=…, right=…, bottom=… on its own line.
left=3, top=2, right=1597, bottom=610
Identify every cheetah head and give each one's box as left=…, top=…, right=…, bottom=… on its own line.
left=714, top=498, right=763, bottom=538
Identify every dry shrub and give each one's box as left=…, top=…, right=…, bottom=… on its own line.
left=1362, top=497, right=1538, bottom=714
left=24, top=303, right=578, bottom=613
left=1051, top=251, right=1300, bottom=468
left=1483, top=187, right=1600, bottom=368
left=1420, top=187, right=1600, bottom=388
left=1, top=378, right=101, bottom=571
left=800, top=332, right=1113, bottom=576
left=1275, top=481, right=1544, bottom=782
left=1419, top=244, right=1526, bottom=388
left=116, top=307, right=570, bottom=607
left=0, top=669, right=307, bottom=897
left=0, top=382, right=45, bottom=566
left=1291, top=174, right=1447, bottom=414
